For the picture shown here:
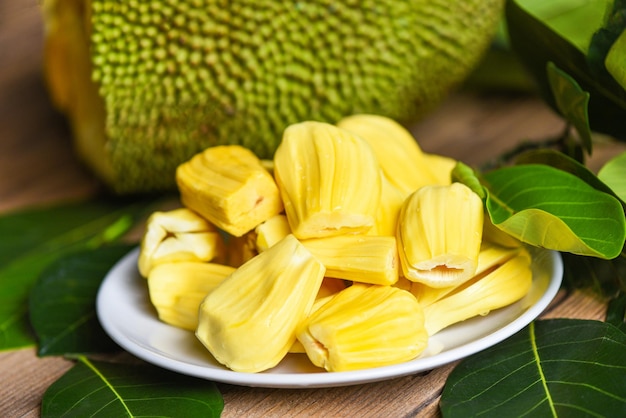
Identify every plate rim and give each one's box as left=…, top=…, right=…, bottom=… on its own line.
left=96, top=247, right=563, bottom=388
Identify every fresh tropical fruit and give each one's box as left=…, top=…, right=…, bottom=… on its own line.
left=196, top=234, right=325, bottom=373
left=397, top=182, right=484, bottom=288
left=297, top=283, right=429, bottom=372
left=136, top=116, right=538, bottom=373
left=176, top=145, right=284, bottom=237
left=41, top=0, right=504, bottom=194
left=273, top=121, right=381, bottom=239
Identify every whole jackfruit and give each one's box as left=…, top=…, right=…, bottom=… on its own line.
left=41, top=0, right=504, bottom=194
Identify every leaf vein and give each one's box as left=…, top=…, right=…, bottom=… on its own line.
left=531, top=322, right=557, bottom=417
left=80, top=356, right=133, bottom=417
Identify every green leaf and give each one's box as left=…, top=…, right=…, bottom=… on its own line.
left=598, top=150, right=626, bottom=202
left=42, top=356, right=223, bottom=417
left=605, top=29, right=626, bottom=90
left=440, top=319, right=626, bottom=417
left=516, top=1, right=611, bottom=53
left=515, top=149, right=623, bottom=204
left=482, top=164, right=625, bottom=259
left=588, top=0, right=626, bottom=83
left=546, top=62, right=592, bottom=154
left=506, top=0, right=626, bottom=141
left=29, top=244, right=135, bottom=356
left=0, top=197, right=157, bottom=351
left=606, top=292, right=626, bottom=332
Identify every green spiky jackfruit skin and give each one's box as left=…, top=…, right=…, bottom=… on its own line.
left=87, top=0, right=503, bottom=193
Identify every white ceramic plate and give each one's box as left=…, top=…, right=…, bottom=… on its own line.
left=96, top=247, right=563, bottom=388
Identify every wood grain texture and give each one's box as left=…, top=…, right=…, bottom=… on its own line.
left=0, top=1, right=621, bottom=417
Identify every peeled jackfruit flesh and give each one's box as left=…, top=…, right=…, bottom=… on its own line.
left=423, top=248, right=533, bottom=335
left=336, top=114, right=450, bottom=195
left=411, top=241, right=524, bottom=307
left=254, top=214, right=291, bottom=252
left=368, top=175, right=407, bottom=237
left=137, top=208, right=224, bottom=277
left=422, top=153, right=457, bottom=186
left=273, top=121, right=381, bottom=239
left=147, top=262, right=236, bottom=331
left=42, top=0, right=505, bottom=194
left=288, top=290, right=343, bottom=355
left=302, top=235, right=399, bottom=286
left=297, top=283, right=429, bottom=372
left=196, top=234, right=325, bottom=373
left=397, top=182, right=484, bottom=288
left=176, top=145, right=284, bottom=237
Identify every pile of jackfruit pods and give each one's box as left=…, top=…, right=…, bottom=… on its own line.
left=137, top=115, right=533, bottom=374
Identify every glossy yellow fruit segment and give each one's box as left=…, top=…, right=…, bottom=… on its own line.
left=423, top=248, right=533, bottom=335
left=289, top=282, right=346, bottom=354
left=397, top=182, right=484, bottom=288
left=411, top=242, right=524, bottom=307
left=422, top=153, right=456, bottom=186
left=302, top=235, right=399, bottom=286
left=176, top=145, right=284, bottom=237
left=337, top=114, right=453, bottom=195
left=255, top=214, right=291, bottom=252
left=368, top=175, right=406, bottom=237
left=196, top=234, right=325, bottom=373
left=297, top=284, right=428, bottom=372
left=137, top=208, right=224, bottom=277
left=147, top=262, right=236, bottom=331
left=273, top=121, right=381, bottom=239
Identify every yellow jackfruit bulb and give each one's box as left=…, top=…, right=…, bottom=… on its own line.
left=368, top=175, right=406, bottom=237
left=196, top=234, right=325, bottom=373
left=289, top=288, right=346, bottom=354
left=274, top=121, right=381, bottom=239
left=176, top=145, right=284, bottom=237
left=397, top=182, right=484, bottom=288
left=147, top=262, right=236, bottom=331
left=423, top=249, right=533, bottom=335
left=302, top=235, right=399, bottom=286
left=254, top=214, right=291, bottom=252
left=137, top=208, right=224, bottom=277
left=422, top=153, right=457, bottom=185
left=297, top=284, right=428, bottom=372
left=411, top=242, right=524, bottom=307
left=336, top=114, right=442, bottom=195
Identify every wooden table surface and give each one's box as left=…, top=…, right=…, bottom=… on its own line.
left=1, top=1, right=624, bottom=417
